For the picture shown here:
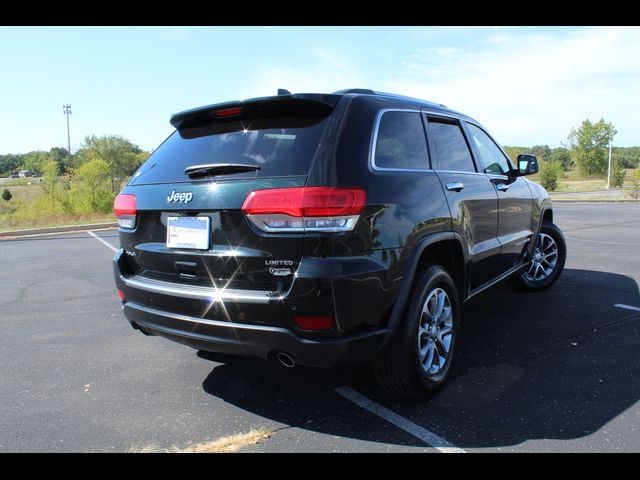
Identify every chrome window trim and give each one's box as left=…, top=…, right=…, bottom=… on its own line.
left=369, top=108, right=433, bottom=173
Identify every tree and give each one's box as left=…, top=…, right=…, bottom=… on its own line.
left=0, top=154, right=22, bottom=177
left=48, top=147, right=72, bottom=174
left=69, top=158, right=114, bottom=213
left=75, top=135, right=147, bottom=192
left=610, top=160, right=626, bottom=188
left=503, top=146, right=527, bottom=163
left=568, top=119, right=617, bottom=175
left=40, top=159, right=60, bottom=199
left=550, top=147, right=572, bottom=171
left=529, top=145, right=552, bottom=163
left=629, top=170, right=640, bottom=199
left=539, top=161, right=562, bottom=191
left=2, top=188, right=11, bottom=201
left=612, top=146, right=640, bottom=169
left=22, top=151, right=49, bottom=175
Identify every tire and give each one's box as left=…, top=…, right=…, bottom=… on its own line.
left=509, top=221, right=566, bottom=292
left=374, top=264, right=460, bottom=398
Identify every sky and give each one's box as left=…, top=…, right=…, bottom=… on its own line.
left=0, top=26, right=638, bottom=154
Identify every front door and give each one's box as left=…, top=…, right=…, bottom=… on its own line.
left=464, top=122, right=534, bottom=273
left=425, top=114, right=502, bottom=292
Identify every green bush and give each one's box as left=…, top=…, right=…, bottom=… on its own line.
left=628, top=170, right=640, bottom=199
left=610, top=160, right=626, bottom=188
left=2, top=188, right=11, bottom=201
left=68, top=158, right=115, bottom=214
left=539, top=161, right=563, bottom=191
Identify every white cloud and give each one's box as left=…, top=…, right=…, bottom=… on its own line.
left=382, top=27, right=640, bottom=146
left=240, top=48, right=365, bottom=99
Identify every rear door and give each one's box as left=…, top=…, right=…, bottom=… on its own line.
left=464, top=122, right=534, bottom=273
left=118, top=100, right=336, bottom=295
left=424, top=114, right=501, bottom=291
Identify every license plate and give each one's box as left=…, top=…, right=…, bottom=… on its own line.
left=166, top=216, right=210, bottom=250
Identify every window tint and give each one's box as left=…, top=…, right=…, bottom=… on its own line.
left=466, top=123, right=512, bottom=175
left=374, top=111, right=429, bottom=170
left=427, top=118, right=476, bottom=173
left=129, top=115, right=329, bottom=185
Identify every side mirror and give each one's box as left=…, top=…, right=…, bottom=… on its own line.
left=516, top=154, right=539, bottom=176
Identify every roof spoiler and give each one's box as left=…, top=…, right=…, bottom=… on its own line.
left=170, top=93, right=342, bottom=130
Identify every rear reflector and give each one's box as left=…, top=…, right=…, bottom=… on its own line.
left=241, top=187, right=366, bottom=233
left=294, top=316, right=333, bottom=331
left=117, top=289, right=125, bottom=302
left=113, top=194, right=137, bottom=229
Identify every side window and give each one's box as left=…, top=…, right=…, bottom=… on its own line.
left=373, top=111, right=429, bottom=170
left=466, top=123, right=513, bottom=175
left=427, top=117, right=477, bottom=173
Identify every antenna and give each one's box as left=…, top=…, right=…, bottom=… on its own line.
left=277, top=89, right=292, bottom=96
left=63, top=104, right=72, bottom=155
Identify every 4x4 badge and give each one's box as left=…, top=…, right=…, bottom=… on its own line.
left=167, top=190, right=193, bottom=203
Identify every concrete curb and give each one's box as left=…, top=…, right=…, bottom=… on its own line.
left=0, top=222, right=118, bottom=239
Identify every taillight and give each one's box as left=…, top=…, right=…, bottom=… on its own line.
left=113, top=194, right=136, bottom=229
left=241, top=187, right=366, bottom=233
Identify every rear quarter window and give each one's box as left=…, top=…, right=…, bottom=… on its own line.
left=373, top=111, right=429, bottom=170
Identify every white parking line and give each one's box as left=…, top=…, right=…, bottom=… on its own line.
left=87, top=230, right=118, bottom=253
left=564, top=236, right=637, bottom=247
left=334, top=386, right=465, bottom=453
left=614, top=304, right=640, bottom=313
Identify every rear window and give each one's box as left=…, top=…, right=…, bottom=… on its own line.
left=129, top=112, right=330, bottom=185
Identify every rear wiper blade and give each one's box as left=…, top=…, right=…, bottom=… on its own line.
left=184, top=163, right=261, bottom=178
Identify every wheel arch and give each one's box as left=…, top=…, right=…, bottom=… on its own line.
left=380, top=231, right=468, bottom=350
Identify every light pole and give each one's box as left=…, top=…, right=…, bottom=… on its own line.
left=63, top=104, right=72, bottom=155
left=606, top=142, right=612, bottom=189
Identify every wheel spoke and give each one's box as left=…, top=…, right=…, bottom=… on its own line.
left=442, top=333, right=452, bottom=352
left=421, top=302, right=433, bottom=321
left=435, top=290, right=445, bottom=319
left=440, top=306, right=452, bottom=325
left=534, top=263, right=542, bottom=280
left=440, top=325, right=452, bottom=337
left=419, top=338, right=431, bottom=360
left=422, top=341, right=435, bottom=369
left=435, top=336, right=449, bottom=356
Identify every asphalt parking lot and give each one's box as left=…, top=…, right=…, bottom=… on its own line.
left=1, top=202, right=639, bottom=452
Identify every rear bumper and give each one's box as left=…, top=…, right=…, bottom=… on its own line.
left=122, top=300, right=389, bottom=368
left=113, top=249, right=393, bottom=367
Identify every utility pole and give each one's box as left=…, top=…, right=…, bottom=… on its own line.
left=606, top=142, right=612, bottom=189
left=63, top=104, right=72, bottom=155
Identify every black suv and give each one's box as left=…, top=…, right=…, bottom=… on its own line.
left=112, top=89, right=566, bottom=397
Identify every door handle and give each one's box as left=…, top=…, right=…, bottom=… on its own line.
left=446, top=182, right=464, bottom=192
left=495, top=183, right=509, bottom=192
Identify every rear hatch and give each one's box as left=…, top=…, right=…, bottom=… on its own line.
left=117, top=95, right=340, bottom=295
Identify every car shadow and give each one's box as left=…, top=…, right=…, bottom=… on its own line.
left=200, top=268, right=640, bottom=450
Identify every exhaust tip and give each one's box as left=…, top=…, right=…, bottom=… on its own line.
left=276, top=351, right=295, bottom=368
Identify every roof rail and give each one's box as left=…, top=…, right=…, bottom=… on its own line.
left=332, top=88, right=376, bottom=95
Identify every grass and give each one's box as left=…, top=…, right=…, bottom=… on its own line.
left=0, top=212, right=116, bottom=231
left=531, top=168, right=638, bottom=193
left=127, top=429, right=273, bottom=453
left=0, top=179, right=116, bottom=231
